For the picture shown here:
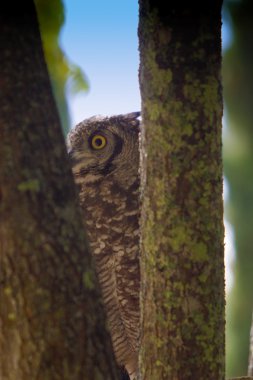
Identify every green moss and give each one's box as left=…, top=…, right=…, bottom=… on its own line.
left=17, top=179, right=40, bottom=192
left=7, top=312, right=16, bottom=321
left=82, top=269, right=95, bottom=290
left=143, top=47, right=172, bottom=99
left=168, top=225, right=187, bottom=252
left=192, top=242, right=208, bottom=261
left=202, top=76, right=220, bottom=119
left=155, top=359, right=164, bottom=367
left=183, top=123, right=193, bottom=136
left=4, top=287, right=12, bottom=295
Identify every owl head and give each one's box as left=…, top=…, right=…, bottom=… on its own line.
left=67, top=112, right=140, bottom=188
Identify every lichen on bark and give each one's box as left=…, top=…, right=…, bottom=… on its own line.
left=139, top=1, right=224, bottom=379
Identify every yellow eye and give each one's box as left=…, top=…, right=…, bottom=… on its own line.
left=91, top=134, right=107, bottom=150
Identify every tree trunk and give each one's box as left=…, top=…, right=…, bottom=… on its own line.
left=138, top=1, right=224, bottom=379
left=0, top=2, right=119, bottom=379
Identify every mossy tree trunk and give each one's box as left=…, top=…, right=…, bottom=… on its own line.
left=0, top=2, right=119, bottom=379
left=138, top=1, right=224, bottom=379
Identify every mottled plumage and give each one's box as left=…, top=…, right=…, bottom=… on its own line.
left=67, top=112, right=140, bottom=380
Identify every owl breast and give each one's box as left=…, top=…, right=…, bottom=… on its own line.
left=79, top=175, right=140, bottom=378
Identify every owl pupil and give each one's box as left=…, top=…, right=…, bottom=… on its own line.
left=95, top=138, right=103, bottom=146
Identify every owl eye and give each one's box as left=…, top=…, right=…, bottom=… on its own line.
left=91, top=134, right=107, bottom=150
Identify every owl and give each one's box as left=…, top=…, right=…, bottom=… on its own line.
left=67, top=112, right=141, bottom=380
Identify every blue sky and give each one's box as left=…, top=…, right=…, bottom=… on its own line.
left=61, top=0, right=140, bottom=126
left=61, top=1, right=231, bottom=127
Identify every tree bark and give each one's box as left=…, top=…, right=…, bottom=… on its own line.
left=138, top=1, right=224, bottom=379
left=0, top=2, right=119, bottom=379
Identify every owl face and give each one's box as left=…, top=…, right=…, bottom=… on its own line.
left=67, top=112, right=140, bottom=188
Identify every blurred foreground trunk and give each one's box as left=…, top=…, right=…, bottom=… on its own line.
left=0, top=2, right=119, bottom=379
